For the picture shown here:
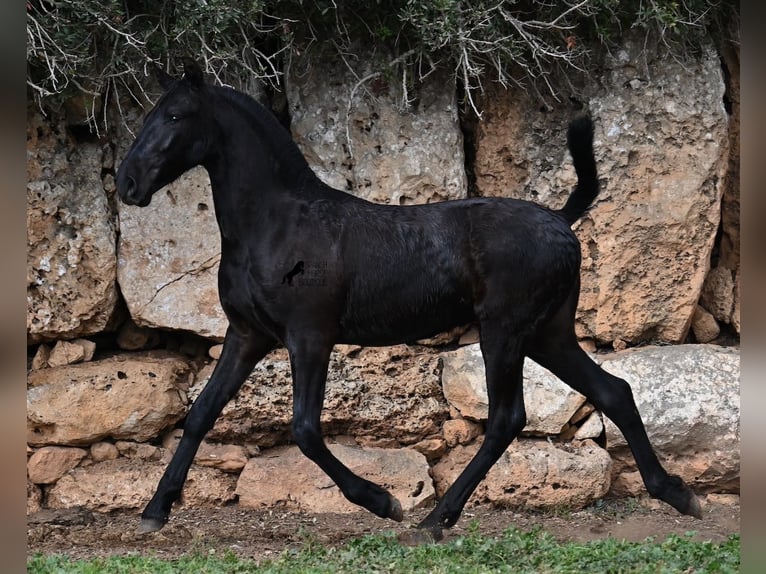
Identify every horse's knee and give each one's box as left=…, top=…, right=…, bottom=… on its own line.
left=593, top=373, right=635, bottom=417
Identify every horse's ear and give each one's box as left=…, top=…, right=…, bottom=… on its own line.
left=182, top=58, right=205, bottom=89
left=154, top=65, right=176, bottom=91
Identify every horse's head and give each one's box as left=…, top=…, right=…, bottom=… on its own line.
left=116, top=60, right=213, bottom=206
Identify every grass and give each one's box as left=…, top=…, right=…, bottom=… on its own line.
left=28, top=525, right=739, bottom=574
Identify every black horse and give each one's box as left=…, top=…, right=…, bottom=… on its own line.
left=116, top=60, right=701, bottom=541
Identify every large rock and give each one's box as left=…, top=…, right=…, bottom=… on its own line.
left=599, top=345, right=739, bottom=492
left=194, top=346, right=450, bottom=447
left=441, top=344, right=586, bottom=435
left=432, top=438, right=612, bottom=510
left=27, top=111, right=119, bottom=343
left=474, top=37, right=728, bottom=344
left=47, top=458, right=237, bottom=512
left=236, top=442, right=433, bottom=513
left=288, top=49, right=467, bottom=204
left=27, top=353, right=192, bottom=446
left=117, top=166, right=227, bottom=340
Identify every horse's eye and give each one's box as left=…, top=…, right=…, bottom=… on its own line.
left=169, top=114, right=179, bottom=122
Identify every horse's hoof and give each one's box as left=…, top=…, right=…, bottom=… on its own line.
left=137, top=517, right=166, bottom=534
left=397, top=527, right=442, bottom=546
left=388, top=496, right=404, bottom=522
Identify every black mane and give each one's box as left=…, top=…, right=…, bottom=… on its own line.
left=215, top=85, right=316, bottom=189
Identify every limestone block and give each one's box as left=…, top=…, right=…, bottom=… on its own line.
left=236, top=443, right=433, bottom=513
left=27, top=353, right=191, bottom=446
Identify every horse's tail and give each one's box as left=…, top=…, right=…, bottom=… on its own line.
left=558, top=115, right=599, bottom=225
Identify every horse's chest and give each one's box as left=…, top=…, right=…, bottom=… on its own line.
left=217, top=250, right=341, bottom=335
left=216, top=256, right=278, bottom=332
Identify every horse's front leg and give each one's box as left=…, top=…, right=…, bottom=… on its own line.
left=139, top=327, right=275, bottom=533
left=287, top=334, right=403, bottom=522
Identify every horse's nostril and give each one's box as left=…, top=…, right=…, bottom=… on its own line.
left=117, top=171, right=142, bottom=205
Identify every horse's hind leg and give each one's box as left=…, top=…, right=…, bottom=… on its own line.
left=287, top=333, right=403, bottom=522
left=412, top=325, right=527, bottom=542
left=528, top=299, right=702, bottom=519
left=139, top=327, right=275, bottom=533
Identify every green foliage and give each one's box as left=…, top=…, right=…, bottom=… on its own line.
left=28, top=528, right=740, bottom=574
left=26, top=0, right=735, bottom=119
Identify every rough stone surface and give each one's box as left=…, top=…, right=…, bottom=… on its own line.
left=115, top=441, right=161, bottom=461
left=700, top=266, right=735, bottom=324
left=116, top=320, right=161, bottom=351
left=90, top=442, right=119, bottom=463
left=432, top=438, right=612, bottom=510
left=288, top=50, right=467, bottom=204
left=27, top=446, right=87, bottom=484
left=411, top=437, right=447, bottom=462
left=27, top=481, right=43, bottom=514
left=195, top=346, right=449, bottom=447
left=117, top=166, right=227, bottom=339
left=442, top=418, right=483, bottom=448
left=573, top=412, right=604, bottom=441
left=27, top=111, right=119, bottom=343
left=27, top=353, right=192, bottom=446
left=30, top=344, right=51, bottom=370
left=441, top=344, right=586, bottom=434
left=473, top=38, right=727, bottom=344
left=162, top=430, right=248, bottom=473
left=47, top=339, right=96, bottom=367
left=236, top=443, right=434, bottom=513
left=47, top=458, right=237, bottom=512
left=691, top=305, right=720, bottom=343
left=599, top=345, right=739, bottom=492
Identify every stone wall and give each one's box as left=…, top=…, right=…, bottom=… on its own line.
left=26, top=35, right=739, bottom=518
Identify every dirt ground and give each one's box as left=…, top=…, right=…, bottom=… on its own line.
left=27, top=494, right=739, bottom=562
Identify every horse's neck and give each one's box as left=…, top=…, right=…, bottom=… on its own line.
left=204, top=110, right=314, bottom=240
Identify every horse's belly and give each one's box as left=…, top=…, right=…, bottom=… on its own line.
left=337, top=290, right=474, bottom=346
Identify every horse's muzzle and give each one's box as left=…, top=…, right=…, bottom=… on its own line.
left=116, top=171, right=151, bottom=207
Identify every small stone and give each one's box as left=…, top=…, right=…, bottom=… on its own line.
left=194, top=443, right=249, bottom=473
left=578, top=339, right=597, bottom=353
left=208, top=344, right=223, bottom=360
left=574, top=412, right=604, bottom=440
left=705, top=493, right=739, bottom=506
left=443, top=418, right=483, bottom=447
left=27, top=446, right=87, bottom=484
left=612, top=339, right=628, bottom=351
left=411, top=437, right=447, bottom=461
left=691, top=305, right=720, bottom=343
left=47, top=339, right=96, bottom=367
left=115, top=441, right=160, bottom=460
left=116, top=321, right=158, bottom=351
left=90, top=442, right=119, bottom=462
left=30, top=344, right=51, bottom=370
left=570, top=403, right=595, bottom=425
